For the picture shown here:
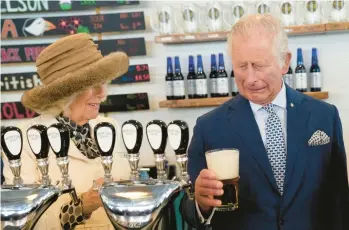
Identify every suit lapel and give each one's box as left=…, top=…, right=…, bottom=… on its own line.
left=227, top=95, right=279, bottom=193
left=281, top=86, right=311, bottom=212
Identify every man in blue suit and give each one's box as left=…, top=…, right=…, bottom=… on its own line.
left=181, top=14, right=348, bottom=230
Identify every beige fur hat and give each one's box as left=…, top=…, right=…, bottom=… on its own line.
left=21, top=33, right=129, bottom=113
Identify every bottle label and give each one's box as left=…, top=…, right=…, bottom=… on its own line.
left=283, top=74, right=294, bottom=88
left=166, top=81, right=174, bottom=96
left=231, top=77, right=239, bottom=93
left=196, top=79, right=208, bottom=95
left=188, top=79, right=196, bottom=96
left=309, top=72, right=321, bottom=88
left=211, top=78, right=217, bottom=94
left=217, top=78, right=229, bottom=94
left=295, top=72, right=307, bottom=89
left=173, top=80, right=185, bottom=96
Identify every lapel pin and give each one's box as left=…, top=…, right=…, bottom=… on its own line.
left=290, top=103, right=294, bottom=107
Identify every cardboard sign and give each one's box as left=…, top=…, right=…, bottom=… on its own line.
left=1, top=12, right=145, bottom=39
left=1, top=0, right=139, bottom=14
left=1, top=64, right=150, bottom=91
left=0, top=102, right=39, bottom=120
left=1, top=37, right=146, bottom=63
left=100, top=93, right=150, bottom=113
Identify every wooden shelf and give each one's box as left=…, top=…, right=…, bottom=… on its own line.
left=325, top=22, right=349, bottom=31
left=155, top=22, right=349, bottom=44
left=155, top=31, right=228, bottom=44
left=159, top=91, right=329, bottom=108
left=284, top=24, right=325, bottom=35
left=304, top=91, right=329, bottom=99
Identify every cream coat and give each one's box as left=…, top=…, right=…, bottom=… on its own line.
left=2, top=114, right=131, bottom=229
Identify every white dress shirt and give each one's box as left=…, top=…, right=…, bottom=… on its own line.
left=196, top=82, right=288, bottom=225
left=249, top=82, right=287, bottom=148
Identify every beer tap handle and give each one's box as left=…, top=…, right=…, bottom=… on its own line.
left=47, top=123, right=79, bottom=205
left=122, top=120, right=143, bottom=154
left=47, top=123, right=70, bottom=158
left=167, top=120, right=190, bottom=184
left=122, top=120, right=143, bottom=180
left=146, top=120, right=168, bottom=180
left=47, top=123, right=70, bottom=186
left=146, top=120, right=168, bottom=155
left=27, top=125, right=50, bottom=159
left=167, top=120, right=189, bottom=156
left=94, top=122, right=116, bottom=184
left=1, top=126, right=23, bottom=187
left=27, top=125, right=51, bottom=186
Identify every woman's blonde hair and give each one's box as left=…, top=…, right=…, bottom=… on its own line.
left=41, top=84, right=108, bottom=116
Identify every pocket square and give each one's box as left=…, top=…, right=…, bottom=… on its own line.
left=308, top=130, right=330, bottom=146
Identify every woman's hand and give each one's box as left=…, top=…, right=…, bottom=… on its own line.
left=80, top=177, right=104, bottom=215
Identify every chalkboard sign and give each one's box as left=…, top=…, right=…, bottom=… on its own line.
left=96, top=38, right=146, bottom=57
left=1, top=102, right=39, bottom=120
left=1, top=37, right=146, bottom=63
left=100, top=93, right=149, bottom=113
left=110, top=64, right=149, bottom=84
left=1, top=0, right=139, bottom=14
left=1, top=72, right=41, bottom=91
left=1, top=64, right=150, bottom=91
left=1, top=12, right=145, bottom=39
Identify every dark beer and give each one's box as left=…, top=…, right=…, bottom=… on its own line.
left=214, top=178, right=239, bottom=211
left=206, top=148, right=240, bottom=211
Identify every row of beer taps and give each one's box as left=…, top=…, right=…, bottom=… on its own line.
left=1, top=119, right=193, bottom=230
left=1, top=119, right=192, bottom=195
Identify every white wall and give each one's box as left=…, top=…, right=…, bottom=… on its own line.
left=1, top=1, right=349, bottom=173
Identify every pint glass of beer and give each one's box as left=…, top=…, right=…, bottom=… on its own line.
left=205, top=148, right=239, bottom=211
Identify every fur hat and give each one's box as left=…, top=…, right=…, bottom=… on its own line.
left=21, top=33, right=129, bottom=113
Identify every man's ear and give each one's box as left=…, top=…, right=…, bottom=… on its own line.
left=281, top=52, right=292, bottom=75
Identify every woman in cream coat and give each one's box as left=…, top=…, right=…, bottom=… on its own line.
left=3, top=34, right=131, bottom=230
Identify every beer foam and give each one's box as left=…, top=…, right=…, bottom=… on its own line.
left=206, top=149, right=239, bottom=180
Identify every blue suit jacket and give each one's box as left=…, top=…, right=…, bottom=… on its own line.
left=181, top=86, right=349, bottom=230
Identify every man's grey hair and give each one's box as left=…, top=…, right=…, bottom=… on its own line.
left=227, top=14, right=289, bottom=67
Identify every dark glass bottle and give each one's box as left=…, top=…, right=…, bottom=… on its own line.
left=216, top=53, right=229, bottom=97
left=173, top=56, right=185, bottom=100
left=309, top=48, right=321, bottom=92
left=209, top=54, right=218, bottom=97
left=195, top=55, right=208, bottom=98
left=165, top=57, right=174, bottom=100
left=231, top=68, right=239, bottom=96
left=187, top=55, right=196, bottom=99
left=283, top=66, right=294, bottom=88
left=295, top=48, right=308, bottom=92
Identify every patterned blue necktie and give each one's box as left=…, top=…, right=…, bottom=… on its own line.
left=263, top=103, right=287, bottom=194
